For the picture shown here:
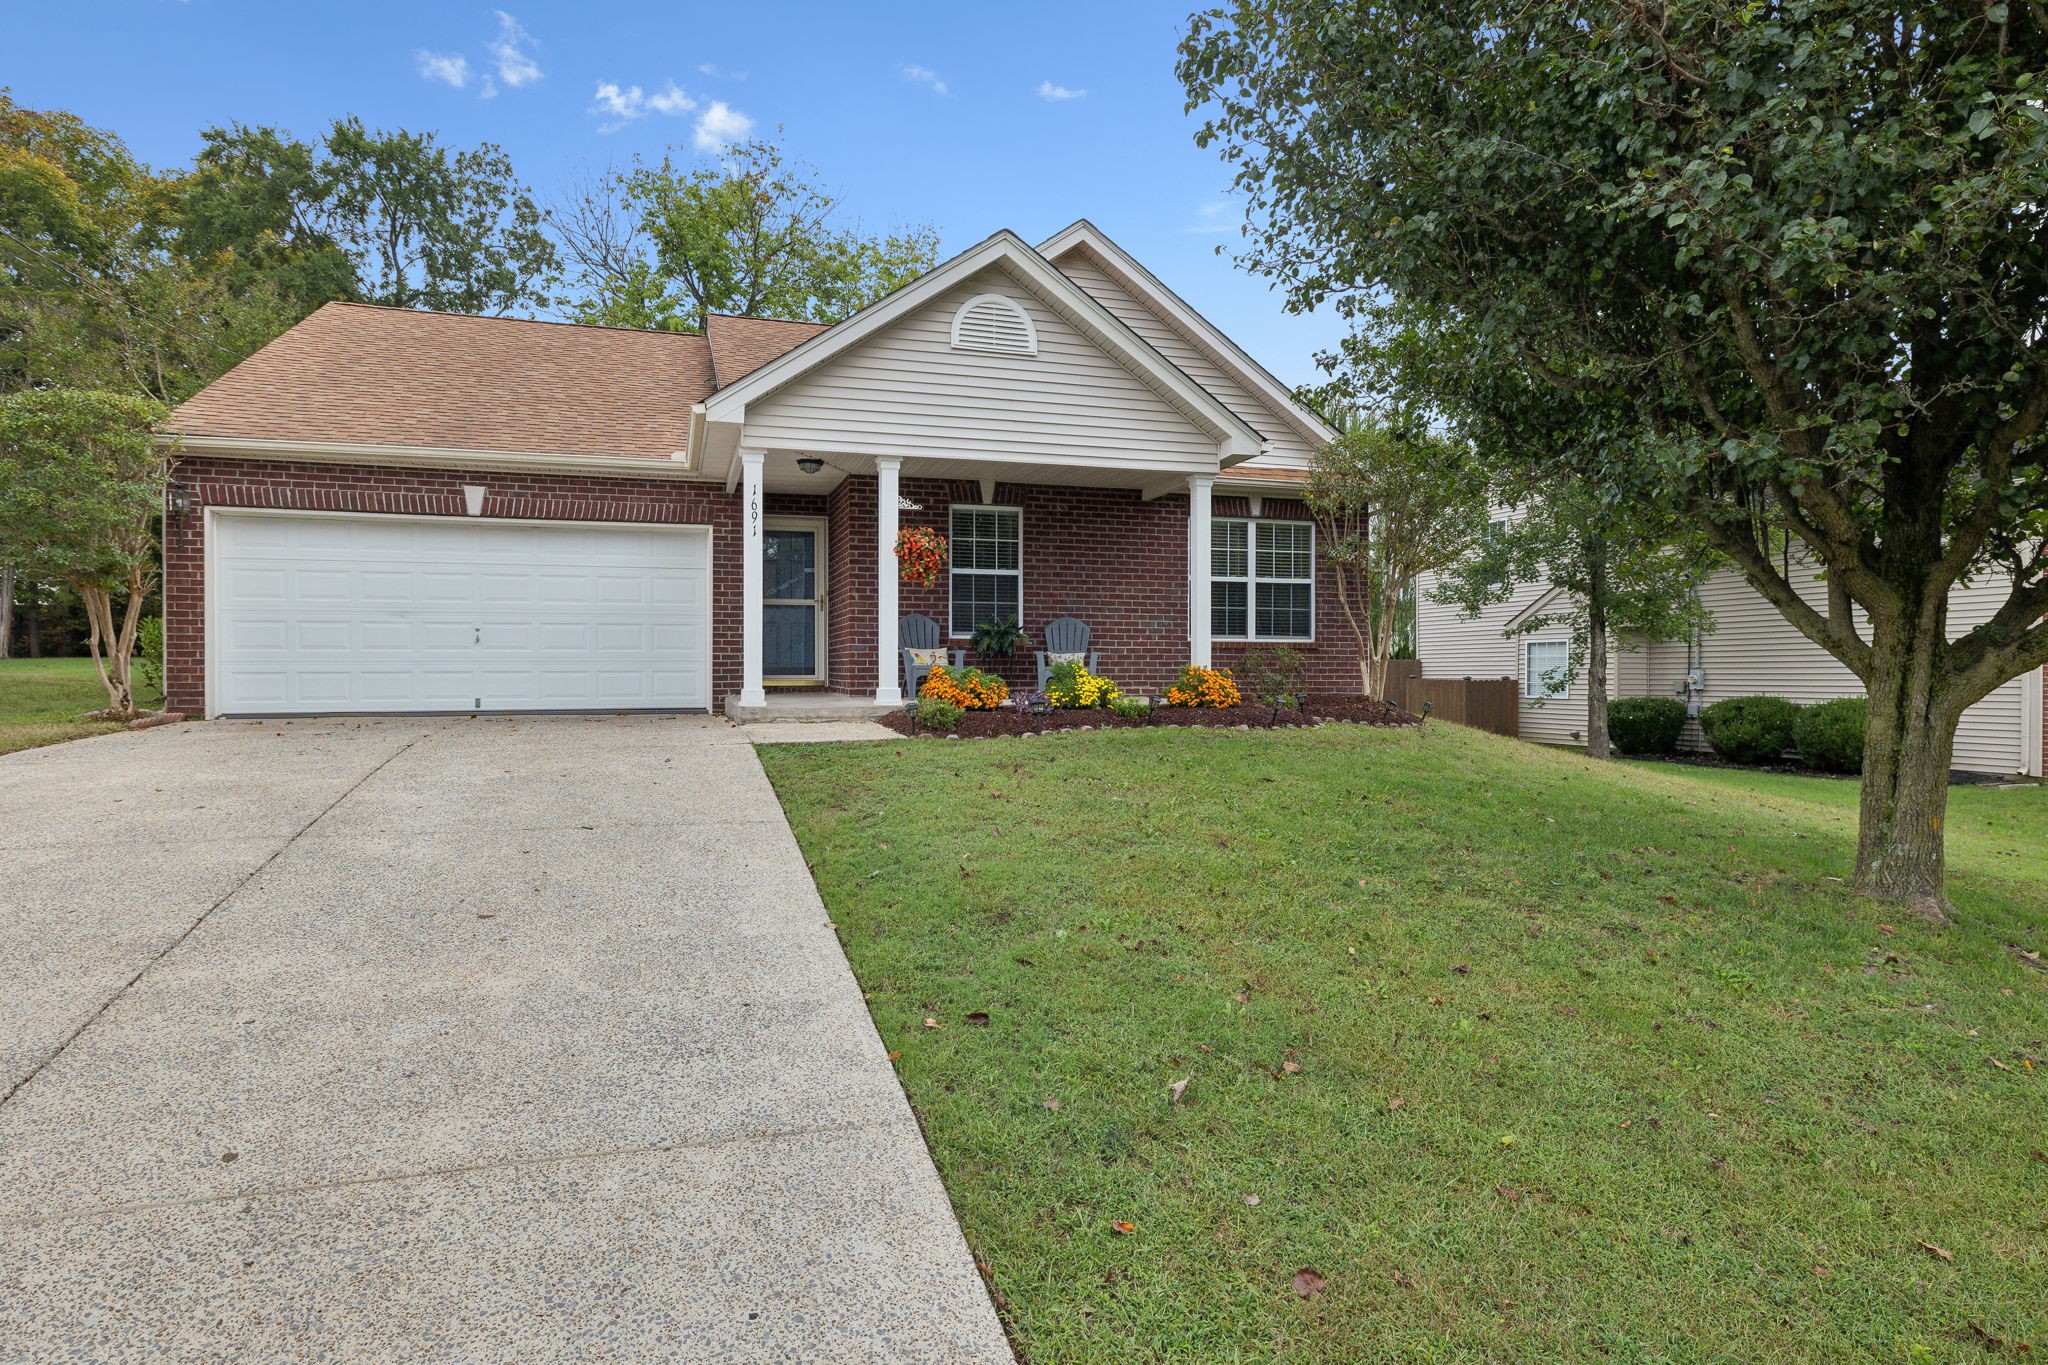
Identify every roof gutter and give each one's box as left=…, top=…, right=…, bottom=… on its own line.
left=165, top=435, right=719, bottom=481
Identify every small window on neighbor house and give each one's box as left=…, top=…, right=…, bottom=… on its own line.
left=950, top=294, right=1038, bottom=356
left=1525, top=639, right=1570, bottom=699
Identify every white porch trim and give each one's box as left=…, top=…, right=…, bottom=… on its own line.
left=1188, top=474, right=1214, bottom=667
left=738, top=449, right=767, bottom=709
left=875, top=457, right=904, bottom=705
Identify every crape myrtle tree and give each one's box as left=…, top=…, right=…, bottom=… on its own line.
left=1180, top=2, right=2048, bottom=920
left=1305, top=418, right=1490, bottom=699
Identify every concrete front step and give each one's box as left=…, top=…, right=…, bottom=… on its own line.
left=724, top=693, right=901, bottom=724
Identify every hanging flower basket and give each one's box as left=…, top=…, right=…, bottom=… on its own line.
left=894, top=525, right=947, bottom=587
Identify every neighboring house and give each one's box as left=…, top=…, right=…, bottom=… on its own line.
left=1415, top=550, right=2046, bottom=779
left=160, top=223, right=1347, bottom=719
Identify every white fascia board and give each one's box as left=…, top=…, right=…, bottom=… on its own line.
left=1038, top=220, right=1341, bottom=448
left=702, top=230, right=1263, bottom=452
left=1503, top=583, right=1569, bottom=633
left=169, top=435, right=714, bottom=481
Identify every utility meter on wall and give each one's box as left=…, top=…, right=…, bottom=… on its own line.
left=1676, top=667, right=1707, bottom=718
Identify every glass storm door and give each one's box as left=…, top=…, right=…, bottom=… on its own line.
left=762, top=520, right=827, bottom=682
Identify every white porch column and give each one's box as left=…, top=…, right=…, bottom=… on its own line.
left=1187, top=474, right=1215, bottom=668
left=739, top=449, right=767, bottom=709
left=874, top=456, right=904, bottom=705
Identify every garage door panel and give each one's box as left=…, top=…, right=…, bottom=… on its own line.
left=211, top=513, right=712, bottom=715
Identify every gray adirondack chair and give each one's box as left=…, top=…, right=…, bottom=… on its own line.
left=900, top=614, right=965, bottom=698
left=1034, top=617, right=1100, bottom=689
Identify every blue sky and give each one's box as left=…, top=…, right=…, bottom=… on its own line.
left=10, top=1, right=1348, bottom=388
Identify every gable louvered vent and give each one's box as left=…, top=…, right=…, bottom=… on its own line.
left=950, top=293, right=1038, bottom=356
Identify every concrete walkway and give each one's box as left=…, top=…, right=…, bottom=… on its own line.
left=0, top=716, right=1009, bottom=1363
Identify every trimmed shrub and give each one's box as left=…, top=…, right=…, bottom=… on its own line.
left=1607, top=696, right=1687, bottom=755
left=134, top=615, right=164, bottom=694
left=913, top=696, right=964, bottom=731
left=1165, top=664, right=1241, bottom=708
left=1107, top=695, right=1152, bottom=720
left=1699, top=695, right=1801, bottom=764
left=1795, top=696, right=1867, bottom=773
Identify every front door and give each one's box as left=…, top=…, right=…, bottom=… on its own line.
left=762, top=518, right=828, bottom=683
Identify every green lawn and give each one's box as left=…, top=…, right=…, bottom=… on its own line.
left=0, top=656, right=161, bottom=756
left=762, top=722, right=2047, bottom=1364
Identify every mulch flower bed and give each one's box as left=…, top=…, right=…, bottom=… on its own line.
left=880, top=696, right=1418, bottom=739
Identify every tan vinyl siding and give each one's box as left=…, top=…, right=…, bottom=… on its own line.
left=1424, top=542, right=2035, bottom=776
left=1055, top=254, right=1318, bottom=471
left=741, top=270, right=1214, bottom=469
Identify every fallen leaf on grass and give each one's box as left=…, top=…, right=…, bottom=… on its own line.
left=923, top=1017, right=941, bottom=1029
left=1452, top=962, right=1470, bottom=975
left=1878, top=924, right=1896, bottom=936
left=1917, top=1240, right=1955, bottom=1262
left=965, top=1011, right=990, bottom=1027
left=1388, top=1096, right=1405, bottom=1111
left=1281, top=1059, right=1303, bottom=1076
left=1811, top=1265, right=1830, bottom=1279
left=1497, top=1185, right=1521, bottom=1202
left=1391, top=1270, right=1419, bottom=1290
left=1242, top=1194, right=1260, bottom=1206
left=1291, top=1268, right=1325, bottom=1300
left=1110, top=1220, right=1135, bottom=1236
left=1042, top=1097, right=1061, bottom=1112
left=886, top=1050, right=902, bottom=1062
left=1990, top=1057, right=2012, bottom=1071
left=1169, top=1077, right=1189, bottom=1106
left=2031, top=1148, right=2047, bottom=1165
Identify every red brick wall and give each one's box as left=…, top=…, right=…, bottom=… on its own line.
left=862, top=477, right=1360, bottom=698
left=163, top=458, right=1363, bottom=716
left=162, top=456, right=744, bottom=715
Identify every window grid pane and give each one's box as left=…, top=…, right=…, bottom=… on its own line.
left=1254, top=582, right=1312, bottom=639
left=1255, top=522, right=1313, bottom=580
left=1212, top=581, right=1248, bottom=639
left=1211, top=519, right=1249, bottom=579
left=952, top=508, right=1019, bottom=572
left=951, top=574, right=1019, bottom=635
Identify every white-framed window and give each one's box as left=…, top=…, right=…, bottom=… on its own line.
left=1524, top=639, right=1570, bottom=699
left=949, top=505, right=1021, bottom=636
left=1212, top=518, right=1314, bottom=641
left=950, top=294, right=1038, bottom=355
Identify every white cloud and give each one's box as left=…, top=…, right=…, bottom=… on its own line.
left=590, top=80, right=699, bottom=132
left=1037, top=80, right=1085, bottom=101
left=697, top=62, right=748, bottom=81
left=489, top=11, right=542, bottom=88
left=902, top=65, right=948, bottom=95
left=1183, top=201, right=1235, bottom=235
left=693, top=100, right=755, bottom=151
left=416, top=51, right=470, bottom=88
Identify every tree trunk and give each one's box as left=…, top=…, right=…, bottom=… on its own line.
left=1585, top=543, right=1611, bottom=760
left=0, top=565, right=13, bottom=660
left=1855, top=618, right=1960, bottom=924
left=79, top=584, right=136, bottom=718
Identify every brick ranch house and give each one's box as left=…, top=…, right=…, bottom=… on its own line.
left=160, top=222, right=1347, bottom=719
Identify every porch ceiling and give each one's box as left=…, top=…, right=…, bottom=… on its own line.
left=755, top=449, right=1219, bottom=497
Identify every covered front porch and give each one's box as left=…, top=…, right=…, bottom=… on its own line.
left=722, top=448, right=1234, bottom=716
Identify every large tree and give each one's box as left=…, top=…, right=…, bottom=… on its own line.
left=179, top=117, right=558, bottom=316
left=0, top=389, right=167, bottom=715
left=1181, top=2, right=2048, bottom=919
left=555, top=140, right=939, bottom=331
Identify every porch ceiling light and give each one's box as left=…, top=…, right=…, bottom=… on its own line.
left=796, top=456, right=824, bottom=474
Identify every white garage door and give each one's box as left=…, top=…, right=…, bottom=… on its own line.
left=210, top=511, right=712, bottom=715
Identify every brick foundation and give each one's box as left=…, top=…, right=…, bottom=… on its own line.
left=164, top=458, right=1362, bottom=717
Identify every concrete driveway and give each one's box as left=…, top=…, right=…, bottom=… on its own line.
left=0, top=716, right=1010, bottom=1363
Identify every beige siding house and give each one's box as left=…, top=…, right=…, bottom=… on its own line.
left=1415, top=551, right=2046, bottom=779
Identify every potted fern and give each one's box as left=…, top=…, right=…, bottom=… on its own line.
left=970, top=614, right=1031, bottom=659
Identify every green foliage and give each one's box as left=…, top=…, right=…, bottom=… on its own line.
left=0, top=388, right=166, bottom=587
left=912, top=696, right=963, bottom=731
left=2, top=94, right=298, bottom=402
left=1237, top=645, right=1305, bottom=709
left=1106, top=695, right=1151, bottom=720
left=180, top=117, right=558, bottom=317
left=1606, top=696, right=1687, bottom=756
left=133, top=614, right=163, bottom=691
left=1796, top=697, right=1868, bottom=774
left=970, top=614, right=1030, bottom=658
left=1699, top=696, right=1801, bottom=766
left=555, top=140, right=938, bottom=331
